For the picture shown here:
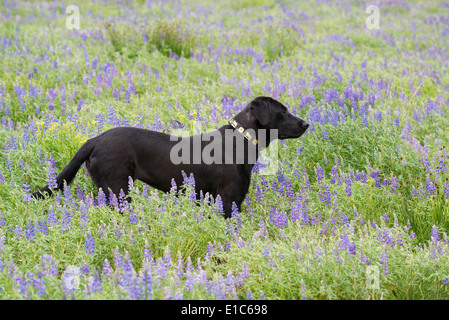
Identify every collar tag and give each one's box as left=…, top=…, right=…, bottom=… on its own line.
left=228, top=117, right=258, bottom=146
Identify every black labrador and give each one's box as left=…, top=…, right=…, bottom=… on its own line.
left=32, top=96, right=309, bottom=217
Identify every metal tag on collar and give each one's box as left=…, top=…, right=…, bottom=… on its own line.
left=229, top=118, right=238, bottom=128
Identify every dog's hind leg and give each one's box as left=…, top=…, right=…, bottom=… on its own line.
left=86, top=158, right=134, bottom=204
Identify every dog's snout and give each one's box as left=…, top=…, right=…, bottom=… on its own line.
left=303, top=122, right=309, bottom=129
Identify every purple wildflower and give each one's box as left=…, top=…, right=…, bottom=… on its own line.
left=22, top=183, right=32, bottom=202
left=316, top=163, right=324, bottom=184
left=85, top=232, right=95, bottom=256
left=96, top=188, right=107, bottom=207
left=25, top=221, right=35, bottom=241
left=380, top=250, right=389, bottom=275
left=330, top=166, right=338, bottom=184
left=425, top=177, right=436, bottom=195
left=431, top=225, right=440, bottom=244
left=46, top=153, right=58, bottom=190
left=348, top=242, right=356, bottom=255
left=0, top=212, right=5, bottom=228
left=270, top=208, right=288, bottom=228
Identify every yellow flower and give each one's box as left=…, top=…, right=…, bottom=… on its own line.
left=76, top=133, right=87, bottom=145
left=49, top=122, right=59, bottom=131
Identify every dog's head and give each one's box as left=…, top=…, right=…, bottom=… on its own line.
left=246, top=96, right=309, bottom=140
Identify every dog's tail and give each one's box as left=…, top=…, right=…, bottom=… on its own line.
left=32, top=138, right=96, bottom=199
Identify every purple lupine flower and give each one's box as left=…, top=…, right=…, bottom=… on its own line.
left=102, top=259, right=113, bottom=278
left=85, top=232, right=95, bottom=256
left=38, top=218, right=48, bottom=235
left=163, top=247, right=172, bottom=270
left=425, top=177, right=436, bottom=195
left=0, top=211, right=5, bottom=227
left=46, top=153, right=58, bottom=190
left=156, top=259, right=167, bottom=280
left=22, top=183, right=32, bottom=202
left=330, top=166, right=338, bottom=184
left=270, top=208, right=288, bottom=228
left=319, top=183, right=332, bottom=206
left=244, top=197, right=254, bottom=216
left=374, top=177, right=381, bottom=188
left=205, top=242, right=215, bottom=261
left=26, top=221, right=35, bottom=241
left=170, top=178, right=177, bottom=193
left=296, top=146, right=304, bottom=156
left=129, top=208, right=138, bottom=225
left=319, top=222, right=329, bottom=235
left=316, top=164, right=324, bottom=184
left=240, top=263, right=250, bottom=279
left=109, top=193, right=118, bottom=208
left=113, top=220, right=121, bottom=239
left=380, top=250, right=389, bottom=274
left=14, top=225, right=23, bottom=238
left=322, top=127, right=329, bottom=139
left=215, top=194, right=223, bottom=213
left=82, top=261, right=90, bottom=275
left=311, top=212, right=321, bottom=225
left=370, top=170, right=379, bottom=179
left=231, top=202, right=242, bottom=231
left=46, top=207, right=58, bottom=226
left=118, top=189, right=128, bottom=212
left=0, top=231, right=4, bottom=251
left=32, top=275, right=47, bottom=298
left=345, top=178, right=352, bottom=196
left=143, top=243, right=154, bottom=265
left=175, top=253, right=184, bottom=278
left=431, top=225, right=440, bottom=244
left=300, top=197, right=309, bottom=225
left=96, top=188, right=107, bottom=207
left=334, top=249, right=342, bottom=263
left=62, top=266, right=81, bottom=298
left=291, top=195, right=301, bottom=222
left=396, top=232, right=404, bottom=246
left=84, top=273, right=102, bottom=296
left=444, top=182, right=449, bottom=199
left=339, top=232, right=349, bottom=250
left=348, top=242, right=356, bottom=255
left=41, top=254, right=58, bottom=277
left=391, top=176, right=399, bottom=188
left=80, top=204, right=89, bottom=229
left=258, top=220, right=267, bottom=238
left=76, top=185, right=84, bottom=200
left=61, top=208, right=71, bottom=232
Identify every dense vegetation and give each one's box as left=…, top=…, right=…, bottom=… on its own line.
left=0, top=0, right=448, bottom=299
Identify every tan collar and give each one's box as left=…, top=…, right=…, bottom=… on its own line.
left=228, top=117, right=258, bottom=146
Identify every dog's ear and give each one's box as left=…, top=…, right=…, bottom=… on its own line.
left=250, top=99, right=271, bottom=126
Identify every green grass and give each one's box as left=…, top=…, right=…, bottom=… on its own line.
left=0, top=0, right=448, bottom=300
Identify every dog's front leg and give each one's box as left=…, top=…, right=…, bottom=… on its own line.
left=219, top=185, right=245, bottom=219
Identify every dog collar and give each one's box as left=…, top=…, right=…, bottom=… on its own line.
left=228, top=117, right=258, bottom=146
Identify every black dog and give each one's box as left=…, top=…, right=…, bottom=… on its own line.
left=32, top=96, right=309, bottom=217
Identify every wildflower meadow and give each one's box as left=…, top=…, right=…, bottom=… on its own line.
left=1, top=0, right=449, bottom=302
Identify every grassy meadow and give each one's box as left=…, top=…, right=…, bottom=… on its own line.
left=0, top=0, right=449, bottom=299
